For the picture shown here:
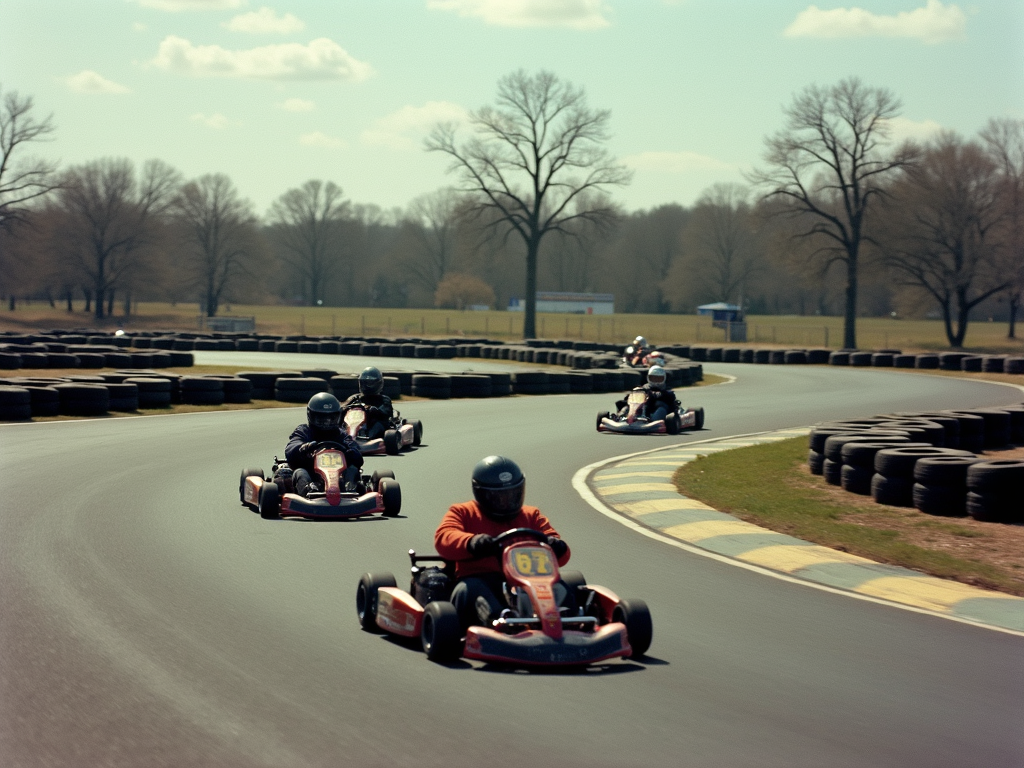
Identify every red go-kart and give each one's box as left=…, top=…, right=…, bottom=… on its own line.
left=597, top=389, right=704, bottom=435
left=356, top=528, right=652, bottom=666
left=239, top=441, right=402, bottom=520
left=619, top=346, right=667, bottom=369
left=345, top=406, right=422, bottom=456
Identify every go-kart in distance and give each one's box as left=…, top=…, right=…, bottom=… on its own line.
left=619, top=345, right=667, bottom=369
left=356, top=528, right=652, bottom=666
left=597, top=390, right=705, bottom=435
left=240, top=441, right=402, bottom=520
left=345, top=406, right=423, bottom=455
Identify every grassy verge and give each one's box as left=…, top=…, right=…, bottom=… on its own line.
left=674, top=436, right=1024, bottom=596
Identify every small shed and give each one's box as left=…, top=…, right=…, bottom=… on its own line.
left=697, top=302, right=746, bottom=341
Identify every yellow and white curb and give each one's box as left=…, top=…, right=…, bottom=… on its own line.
left=573, top=429, right=1024, bottom=636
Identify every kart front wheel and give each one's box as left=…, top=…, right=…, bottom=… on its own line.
left=694, top=407, right=705, bottom=430
left=410, top=419, right=423, bottom=446
left=258, top=482, right=280, bottom=519
left=383, top=429, right=401, bottom=455
left=596, top=411, right=610, bottom=431
left=239, top=466, right=263, bottom=505
left=665, top=413, right=680, bottom=435
left=380, top=479, right=402, bottom=516
left=371, top=469, right=395, bottom=491
left=421, top=601, right=462, bottom=662
left=357, top=572, right=397, bottom=632
left=613, top=599, right=653, bottom=658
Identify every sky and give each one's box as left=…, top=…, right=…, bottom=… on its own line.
left=1, top=0, right=1022, bottom=219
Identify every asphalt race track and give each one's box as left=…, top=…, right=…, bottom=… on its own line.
left=2, top=362, right=1022, bottom=768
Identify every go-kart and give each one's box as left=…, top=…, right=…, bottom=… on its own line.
left=597, top=389, right=704, bottom=435
left=619, top=346, right=667, bottom=369
left=344, top=406, right=423, bottom=455
left=356, top=528, right=652, bottom=666
left=239, top=441, right=401, bottom=520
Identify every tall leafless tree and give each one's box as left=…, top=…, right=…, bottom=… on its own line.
left=56, top=158, right=180, bottom=319
left=173, top=173, right=261, bottom=318
left=404, top=187, right=463, bottom=297
left=0, top=87, right=59, bottom=235
left=880, top=132, right=1007, bottom=348
left=426, top=70, right=630, bottom=338
left=748, top=77, right=916, bottom=349
left=980, top=117, right=1024, bottom=338
left=267, top=180, right=348, bottom=306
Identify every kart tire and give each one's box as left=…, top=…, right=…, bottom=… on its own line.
left=239, top=466, right=264, bottom=505
left=370, top=469, right=395, bottom=491
left=613, top=598, right=653, bottom=658
left=357, top=572, right=397, bottom=633
left=421, top=601, right=462, bottom=662
left=383, top=429, right=401, bottom=455
left=258, top=482, right=280, bottom=519
left=694, top=407, right=705, bottom=430
left=559, top=570, right=587, bottom=607
left=410, top=419, right=423, bottom=446
left=596, top=411, right=610, bottom=431
left=665, top=413, right=680, bottom=435
left=380, top=479, right=402, bottom=516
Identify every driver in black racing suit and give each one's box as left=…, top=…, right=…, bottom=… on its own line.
left=341, top=366, right=394, bottom=441
left=615, top=365, right=679, bottom=422
left=284, top=392, right=364, bottom=496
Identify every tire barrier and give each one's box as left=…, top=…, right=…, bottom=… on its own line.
left=124, top=377, right=173, bottom=408
left=912, top=455, right=982, bottom=517
left=0, top=386, right=33, bottom=419
left=966, top=460, right=1024, bottom=523
left=105, top=381, right=140, bottom=412
left=412, top=373, right=451, bottom=399
left=180, top=376, right=226, bottom=406
left=512, top=370, right=550, bottom=395
left=206, top=376, right=253, bottom=404
left=24, top=385, right=61, bottom=417
left=54, top=382, right=109, bottom=416
left=450, top=374, right=492, bottom=398
left=872, top=446, right=973, bottom=507
left=273, top=376, right=328, bottom=403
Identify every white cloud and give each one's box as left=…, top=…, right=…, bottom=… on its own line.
left=881, top=116, right=945, bottom=143
left=300, top=131, right=345, bottom=149
left=67, top=70, right=131, bottom=94
left=427, top=0, right=610, bottom=30
left=224, top=7, right=305, bottom=34
left=190, top=112, right=233, bottom=129
left=784, top=1, right=966, bottom=44
left=622, top=151, right=733, bottom=173
left=134, top=0, right=244, bottom=10
left=279, top=97, right=315, bottom=112
left=151, top=36, right=373, bottom=81
left=361, top=101, right=467, bottom=150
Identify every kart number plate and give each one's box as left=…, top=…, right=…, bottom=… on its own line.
left=510, top=547, right=554, bottom=577
left=317, top=453, right=344, bottom=468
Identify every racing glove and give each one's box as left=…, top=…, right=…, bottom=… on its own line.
left=467, top=534, right=499, bottom=558
left=546, top=536, right=568, bottom=557
left=300, top=441, right=317, bottom=456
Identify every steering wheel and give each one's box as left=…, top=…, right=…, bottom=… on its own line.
left=493, top=528, right=548, bottom=549
left=311, top=440, right=346, bottom=452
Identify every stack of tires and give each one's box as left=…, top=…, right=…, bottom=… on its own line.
left=180, top=376, right=226, bottom=406
left=966, top=460, right=1024, bottom=523
left=412, top=374, right=451, bottom=399
left=274, top=376, right=329, bottom=403
left=449, top=374, right=492, bottom=398
left=871, top=446, right=974, bottom=507
left=912, top=455, right=981, bottom=516
left=125, top=377, right=173, bottom=408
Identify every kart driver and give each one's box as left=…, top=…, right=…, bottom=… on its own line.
left=341, top=366, right=394, bottom=440
left=284, top=392, right=364, bottom=496
left=626, top=335, right=650, bottom=367
left=434, top=456, right=575, bottom=629
left=615, top=365, right=679, bottom=422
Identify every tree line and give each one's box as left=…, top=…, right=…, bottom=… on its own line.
left=0, top=74, right=1020, bottom=349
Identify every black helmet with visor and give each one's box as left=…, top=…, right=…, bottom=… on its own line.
left=471, top=455, right=525, bottom=522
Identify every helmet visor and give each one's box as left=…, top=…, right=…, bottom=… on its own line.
left=647, top=370, right=666, bottom=389
left=310, top=411, right=341, bottom=430
left=474, top=481, right=525, bottom=521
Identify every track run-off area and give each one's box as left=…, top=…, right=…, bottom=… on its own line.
left=2, top=357, right=1022, bottom=768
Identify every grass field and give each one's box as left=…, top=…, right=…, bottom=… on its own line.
left=2, top=302, right=1023, bottom=354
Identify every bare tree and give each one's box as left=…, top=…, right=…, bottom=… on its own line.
left=267, top=180, right=348, bottom=306
left=426, top=69, right=630, bottom=338
left=173, top=173, right=262, bottom=317
left=403, top=187, right=463, bottom=297
left=55, top=158, right=180, bottom=319
left=880, top=132, right=1007, bottom=348
left=980, top=118, right=1024, bottom=338
left=0, top=87, right=59, bottom=234
left=680, top=183, right=761, bottom=305
left=748, top=78, right=916, bottom=349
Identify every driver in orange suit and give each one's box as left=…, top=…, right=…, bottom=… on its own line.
left=434, top=456, right=573, bottom=629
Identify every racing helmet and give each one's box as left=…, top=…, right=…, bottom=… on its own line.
left=358, top=366, right=383, bottom=396
left=306, top=392, right=342, bottom=434
left=471, top=456, right=525, bottom=522
left=633, top=335, right=648, bottom=349
left=647, top=365, right=667, bottom=390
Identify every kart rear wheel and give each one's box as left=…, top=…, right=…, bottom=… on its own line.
left=694, top=407, right=705, bottom=430
left=380, top=478, right=402, bottom=516
left=239, top=466, right=263, bottom=505
left=371, top=469, right=396, bottom=491
left=665, top=413, right=680, bottom=435
left=258, top=482, right=280, bottom=520
left=596, top=411, right=610, bottom=431
left=421, top=601, right=462, bottom=662
left=410, top=419, right=423, bottom=446
left=559, top=570, right=587, bottom=608
left=613, top=599, right=653, bottom=658
left=356, top=572, right=397, bottom=632
left=383, top=429, right=401, bottom=455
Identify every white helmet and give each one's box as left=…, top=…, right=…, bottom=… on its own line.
left=634, top=336, right=648, bottom=348
left=647, top=365, right=667, bottom=390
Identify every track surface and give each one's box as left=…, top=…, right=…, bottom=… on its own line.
left=2, top=363, right=1022, bottom=767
